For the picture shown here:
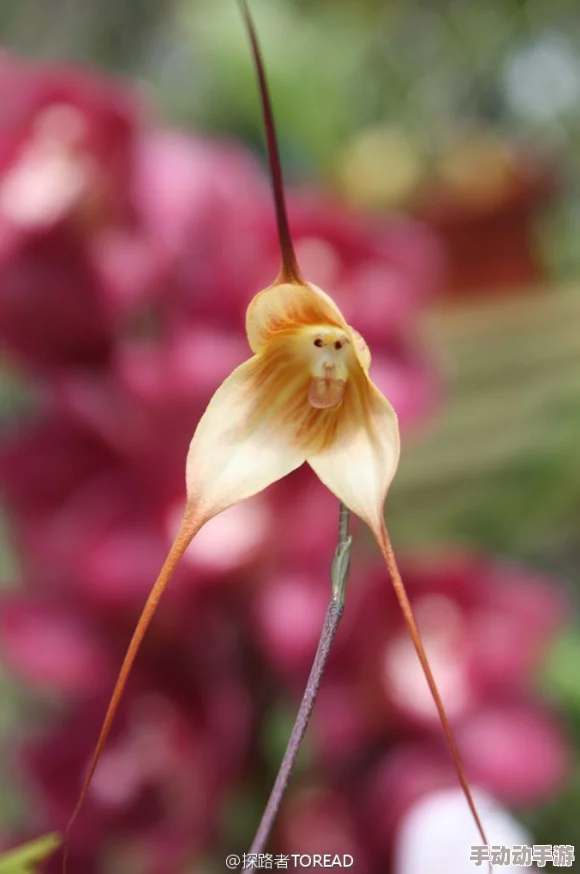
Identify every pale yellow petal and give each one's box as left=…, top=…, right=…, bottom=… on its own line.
left=246, top=280, right=346, bottom=354
left=349, top=326, right=372, bottom=372
left=186, top=349, right=312, bottom=521
left=307, top=374, right=400, bottom=529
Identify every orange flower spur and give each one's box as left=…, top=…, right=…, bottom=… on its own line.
left=63, top=0, right=489, bottom=866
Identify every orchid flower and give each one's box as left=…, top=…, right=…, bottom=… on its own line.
left=64, top=0, right=488, bottom=859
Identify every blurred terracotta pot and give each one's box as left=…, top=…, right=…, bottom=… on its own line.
left=410, top=134, right=558, bottom=298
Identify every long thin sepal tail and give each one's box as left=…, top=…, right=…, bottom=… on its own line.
left=374, top=521, right=491, bottom=856
left=236, top=0, right=303, bottom=284
left=62, top=506, right=201, bottom=874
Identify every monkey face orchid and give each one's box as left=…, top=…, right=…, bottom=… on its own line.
left=186, top=280, right=399, bottom=532
left=64, top=0, right=488, bottom=861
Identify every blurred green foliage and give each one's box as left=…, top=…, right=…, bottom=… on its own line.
left=0, top=834, right=60, bottom=874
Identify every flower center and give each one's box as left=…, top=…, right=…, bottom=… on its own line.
left=307, top=328, right=350, bottom=409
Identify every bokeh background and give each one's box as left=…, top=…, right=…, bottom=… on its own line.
left=0, top=0, right=579, bottom=871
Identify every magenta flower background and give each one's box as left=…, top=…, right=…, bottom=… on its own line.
left=0, top=53, right=571, bottom=873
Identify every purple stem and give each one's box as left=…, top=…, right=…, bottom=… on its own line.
left=244, top=503, right=351, bottom=871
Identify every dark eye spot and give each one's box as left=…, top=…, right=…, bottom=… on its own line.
left=314, top=338, right=324, bottom=347
left=334, top=341, right=343, bottom=350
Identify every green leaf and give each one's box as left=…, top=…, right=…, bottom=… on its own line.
left=541, top=626, right=580, bottom=711
left=0, top=834, right=61, bottom=874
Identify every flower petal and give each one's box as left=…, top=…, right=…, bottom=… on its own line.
left=186, top=353, right=310, bottom=521
left=307, top=375, right=400, bottom=529
left=246, top=280, right=346, bottom=353
left=349, top=326, right=372, bottom=372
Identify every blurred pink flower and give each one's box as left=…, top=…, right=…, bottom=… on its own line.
left=0, top=52, right=140, bottom=371
left=362, top=695, right=569, bottom=859
left=251, top=547, right=570, bottom=872
left=0, top=51, right=136, bottom=235
left=17, top=591, right=255, bottom=868
left=128, top=131, right=272, bottom=322
left=456, top=701, right=570, bottom=805
left=0, top=596, right=112, bottom=695
left=252, top=568, right=331, bottom=680
left=342, top=552, right=568, bottom=730
left=278, top=786, right=369, bottom=874
left=0, top=230, right=115, bottom=370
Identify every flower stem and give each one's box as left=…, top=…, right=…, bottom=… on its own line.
left=245, top=503, right=352, bottom=870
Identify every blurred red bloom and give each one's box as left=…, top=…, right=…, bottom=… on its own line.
left=343, top=553, right=567, bottom=730
left=0, top=596, right=112, bottom=696
left=253, top=549, right=570, bottom=870
left=278, top=786, right=370, bottom=874
left=0, top=52, right=141, bottom=372
left=0, top=50, right=136, bottom=235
